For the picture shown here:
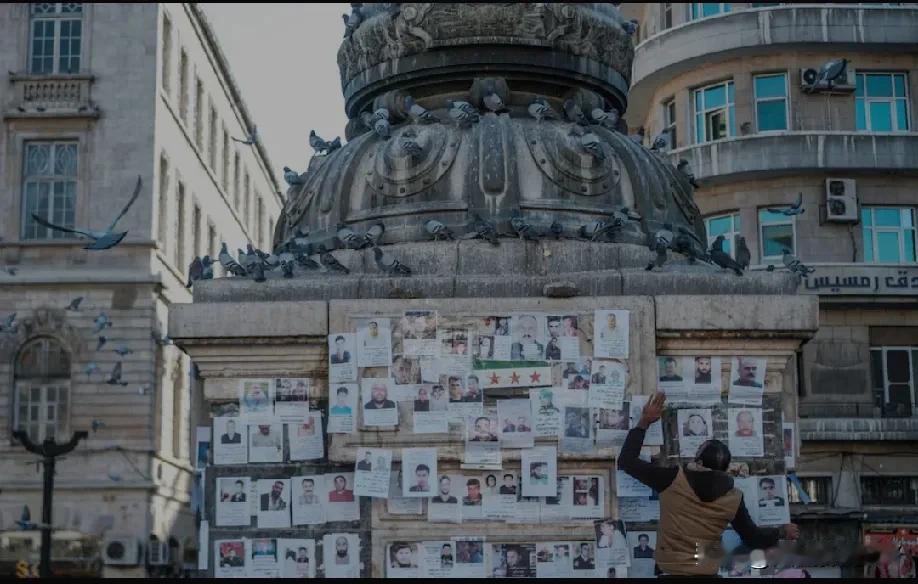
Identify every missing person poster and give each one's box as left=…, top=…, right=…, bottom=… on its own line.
left=256, top=478, right=291, bottom=528
left=386, top=542, right=421, bottom=578
left=216, top=477, right=251, bottom=526
left=361, top=377, right=398, bottom=427
left=588, top=359, right=627, bottom=410
left=629, top=395, right=663, bottom=446
left=291, top=475, right=325, bottom=525
left=248, top=422, right=283, bottom=463
left=354, top=447, right=392, bottom=498
left=477, top=316, right=512, bottom=361
left=595, top=519, right=629, bottom=571
left=570, top=475, right=605, bottom=520
left=491, top=543, right=537, bottom=578
left=328, top=383, right=358, bottom=434
left=531, top=387, right=562, bottom=438
left=727, top=407, right=764, bottom=457
left=627, top=531, right=657, bottom=578
left=239, top=378, right=273, bottom=421
left=356, top=318, right=392, bottom=368
left=287, top=412, right=324, bottom=461
left=413, top=384, right=448, bottom=434
left=540, top=476, right=572, bottom=523
left=428, top=473, right=463, bottom=524
left=497, top=398, right=535, bottom=448
left=690, top=355, right=723, bottom=406
left=510, top=313, right=548, bottom=361
left=195, top=426, right=211, bottom=469
left=328, top=333, right=357, bottom=382
left=464, top=414, right=502, bottom=468
left=278, top=538, right=315, bottom=578
left=215, top=539, right=247, bottom=578
left=274, top=378, right=310, bottom=420
left=561, top=404, right=593, bottom=453
left=536, top=542, right=573, bottom=578
left=656, top=356, right=689, bottom=403
left=213, top=416, right=247, bottom=465
left=248, top=537, right=279, bottom=578
left=325, top=473, right=359, bottom=522
left=402, top=448, right=437, bottom=497
left=677, top=408, right=714, bottom=458
left=482, top=471, right=518, bottom=521
left=594, top=310, right=629, bottom=359
left=323, top=533, right=360, bottom=578
left=387, top=471, right=424, bottom=516
left=595, top=405, right=630, bottom=446
left=521, top=446, right=558, bottom=497
left=754, top=475, right=791, bottom=526
left=728, top=356, right=766, bottom=405
left=399, top=310, right=439, bottom=356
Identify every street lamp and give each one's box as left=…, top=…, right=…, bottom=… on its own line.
left=12, top=430, right=88, bottom=578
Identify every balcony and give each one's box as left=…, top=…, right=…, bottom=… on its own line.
left=628, top=5, right=918, bottom=124
left=670, top=132, right=918, bottom=184
left=5, top=73, right=99, bottom=119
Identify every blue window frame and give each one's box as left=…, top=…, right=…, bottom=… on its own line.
left=856, top=73, right=910, bottom=132
left=862, top=207, right=917, bottom=264
left=754, top=74, right=788, bottom=132
left=694, top=81, right=735, bottom=143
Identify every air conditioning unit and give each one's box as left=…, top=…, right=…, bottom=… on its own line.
left=147, top=540, right=171, bottom=566
left=102, top=536, right=142, bottom=566
left=825, top=178, right=858, bottom=222
left=800, top=66, right=856, bottom=93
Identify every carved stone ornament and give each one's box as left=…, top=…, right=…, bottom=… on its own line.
left=0, top=308, right=85, bottom=361
left=367, top=124, right=461, bottom=198
left=524, top=123, right=621, bottom=196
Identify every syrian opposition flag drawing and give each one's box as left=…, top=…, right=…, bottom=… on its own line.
left=473, top=360, right=552, bottom=389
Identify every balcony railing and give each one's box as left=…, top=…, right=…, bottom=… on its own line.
left=6, top=73, right=97, bottom=117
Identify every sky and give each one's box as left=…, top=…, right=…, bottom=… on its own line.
left=204, top=3, right=350, bottom=183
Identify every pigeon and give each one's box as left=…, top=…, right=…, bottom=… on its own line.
left=342, top=4, right=363, bottom=38
left=646, top=232, right=670, bottom=271
left=622, top=19, right=639, bottom=36
left=31, top=175, right=142, bottom=250
left=66, top=297, right=83, bottom=311
left=249, top=261, right=266, bottom=283
left=3, top=266, right=17, bottom=276
left=362, top=111, right=391, bottom=140
left=579, top=220, right=616, bottom=242
left=92, top=313, right=112, bottom=334
left=365, top=222, right=385, bottom=247
left=735, top=236, right=751, bottom=270
left=219, top=242, right=248, bottom=276
left=91, top=419, right=106, bottom=433
left=483, top=92, right=508, bottom=113
left=373, top=107, right=391, bottom=121
left=280, top=255, right=295, bottom=278
left=309, top=130, right=341, bottom=155
left=630, top=127, right=646, bottom=146
left=591, top=107, right=620, bottom=131
left=677, top=159, right=700, bottom=188
left=113, top=346, right=133, bottom=357
left=783, top=249, right=815, bottom=276
left=404, top=96, right=438, bottom=124
left=96, top=336, right=107, bottom=351
left=563, top=99, right=590, bottom=125
left=650, top=133, right=669, bottom=151
left=509, top=210, right=538, bottom=241
left=373, top=246, right=412, bottom=277
left=766, top=192, right=805, bottom=216
left=295, top=252, right=321, bottom=270
left=85, top=362, right=99, bottom=376
left=0, top=313, right=17, bottom=334
left=400, top=130, right=424, bottom=158
left=248, top=243, right=277, bottom=270
left=709, top=235, right=744, bottom=276
left=106, top=362, right=128, bottom=386
left=447, top=100, right=480, bottom=127
left=318, top=245, right=349, bottom=274
left=618, top=206, right=642, bottom=221
left=528, top=97, right=559, bottom=122
left=463, top=213, right=499, bottom=246
left=809, top=58, right=848, bottom=93
left=549, top=219, right=564, bottom=240
left=671, top=227, right=701, bottom=264
left=201, top=256, right=214, bottom=280
left=186, top=256, right=204, bottom=288
left=424, top=219, right=454, bottom=240
left=337, top=223, right=369, bottom=250
left=580, top=131, right=606, bottom=160
left=283, top=166, right=305, bottom=186
left=231, top=125, right=258, bottom=146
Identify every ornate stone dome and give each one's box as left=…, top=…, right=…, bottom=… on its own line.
left=273, top=2, right=704, bottom=257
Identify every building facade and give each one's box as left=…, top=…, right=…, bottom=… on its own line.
left=624, top=3, right=918, bottom=573
left=0, top=3, right=280, bottom=577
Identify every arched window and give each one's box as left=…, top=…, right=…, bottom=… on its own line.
left=14, top=337, right=71, bottom=442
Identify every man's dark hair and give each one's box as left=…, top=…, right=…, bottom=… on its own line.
left=235, top=479, right=244, bottom=487
left=638, top=534, right=649, bottom=542
left=759, top=477, right=775, bottom=488
left=334, top=474, right=346, bottom=483
left=337, top=386, right=348, bottom=395
left=415, top=464, right=429, bottom=474
left=302, top=478, right=314, bottom=486
left=335, top=335, right=345, bottom=342
left=664, top=357, right=677, bottom=366
left=393, top=543, right=412, bottom=553
left=467, top=478, right=480, bottom=487
left=695, top=439, right=732, bottom=471
left=439, top=475, right=450, bottom=483
left=503, top=473, right=514, bottom=480
left=467, top=374, right=478, bottom=383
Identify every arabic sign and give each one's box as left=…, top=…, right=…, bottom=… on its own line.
left=799, top=266, right=918, bottom=296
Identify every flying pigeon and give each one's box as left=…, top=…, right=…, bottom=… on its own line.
left=106, top=362, right=128, bottom=386
left=622, top=19, right=639, bottom=36
left=591, top=107, right=620, bottom=131
left=510, top=210, right=538, bottom=241
left=677, top=159, right=700, bottom=189
left=365, top=223, right=385, bottom=247
left=549, top=219, right=564, bottom=239
left=447, top=100, right=480, bottom=127
left=318, top=245, right=349, bottom=274
left=309, top=130, right=341, bottom=155
left=373, top=246, right=412, bottom=277
left=283, top=166, right=305, bottom=186
left=528, top=97, right=559, bottom=122
left=85, top=362, right=100, bottom=376
left=96, top=336, right=107, bottom=351
left=400, top=130, right=424, bottom=158
left=113, top=346, right=133, bottom=357
left=783, top=249, right=815, bottom=276
left=66, top=297, right=83, bottom=311
left=404, top=96, right=438, bottom=124
left=31, top=175, right=143, bottom=250
left=736, top=236, right=751, bottom=270
left=709, top=235, right=744, bottom=276
left=186, top=256, right=204, bottom=289
left=337, top=223, right=369, bottom=250
left=650, top=134, right=669, bottom=151
left=425, top=219, right=454, bottom=240
left=0, top=313, right=17, bottom=334
left=580, top=131, right=606, bottom=160
left=219, top=242, right=248, bottom=276
left=563, top=99, right=590, bottom=126
left=463, top=213, right=499, bottom=246
left=630, top=127, right=645, bottom=146
left=766, top=192, right=805, bottom=216
left=482, top=92, right=508, bottom=113
left=231, top=125, right=258, bottom=146
left=92, top=313, right=112, bottom=334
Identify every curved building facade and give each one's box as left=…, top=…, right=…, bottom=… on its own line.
left=625, top=3, right=918, bottom=564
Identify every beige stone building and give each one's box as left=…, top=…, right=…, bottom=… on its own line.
left=0, top=2, right=280, bottom=577
left=623, top=3, right=918, bottom=565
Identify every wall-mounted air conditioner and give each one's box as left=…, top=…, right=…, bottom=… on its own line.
left=825, top=178, right=858, bottom=223
left=102, top=536, right=142, bottom=566
left=147, top=540, right=171, bottom=566
left=800, top=66, right=856, bottom=93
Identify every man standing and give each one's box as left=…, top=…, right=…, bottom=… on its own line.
left=618, top=392, right=798, bottom=576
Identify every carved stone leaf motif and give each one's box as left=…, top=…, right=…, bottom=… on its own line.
left=366, top=125, right=461, bottom=198
left=0, top=308, right=85, bottom=360
left=524, top=122, right=620, bottom=196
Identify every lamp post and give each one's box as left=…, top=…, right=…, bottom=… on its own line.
left=12, top=430, right=88, bottom=578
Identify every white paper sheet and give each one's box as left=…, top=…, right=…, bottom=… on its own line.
left=278, top=538, right=315, bottom=578
left=595, top=519, right=629, bottom=572
left=535, top=542, right=573, bottom=578
left=593, top=310, right=629, bottom=359
left=248, top=422, right=283, bottom=463
left=627, top=531, right=657, bottom=578
left=594, top=404, right=630, bottom=446
left=239, top=379, right=273, bottom=421
left=412, top=384, right=448, bottom=433
left=497, top=399, right=535, bottom=448
left=490, top=543, right=537, bottom=577
left=256, top=478, right=291, bottom=528
left=387, top=471, right=424, bottom=515
left=291, top=475, right=326, bottom=525
left=287, top=412, right=324, bottom=461
left=676, top=408, right=714, bottom=457
left=619, top=496, right=660, bottom=523
left=248, top=537, right=280, bottom=578
left=214, top=538, right=247, bottom=578
left=616, top=469, right=652, bottom=497
left=689, top=355, right=723, bottom=406
left=571, top=542, right=596, bottom=578
left=212, top=416, right=247, bottom=465
left=328, top=333, right=358, bottom=382
left=361, top=377, right=398, bottom=427
left=531, top=387, right=562, bottom=438
left=399, top=310, right=439, bottom=356
left=460, top=475, right=485, bottom=521
left=198, top=520, right=209, bottom=570
left=386, top=542, right=422, bottom=578
left=521, top=446, right=558, bottom=497
left=402, top=447, right=438, bottom=497
left=570, top=475, right=605, bottom=520
left=540, top=476, right=573, bottom=522
left=728, top=356, right=766, bottom=406
left=753, top=475, right=791, bottom=526
left=464, top=414, right=502, bottom=468
left=482, top=471, right=517, bottom=521
left=427, top=473, right=463, bottom=524
left=328, top=383, right=358, bottom=434
left=510, top=313, right=548, bottom=361
left=323, top=533, right=360, bottom=578
left=477, top=316, right=512, bottom=361
left=588, top=359, right=627, bottom=410
left=446, top=372, right=484, bottom=422
left=216, top=477, right=251, bottom=526
left=727, top=407, right=764, bottom=457
left=354, top=447, right=392, bottom=498
left=325, top=473, right=359, bottom=521
left=561, top=405, right=593, bottom=453
left=273, top=378, right=311, bottom=420
left=356, top=318, right=392, bottom=368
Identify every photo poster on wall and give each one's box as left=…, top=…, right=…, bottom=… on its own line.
left=323, top=533, right=360, bottom=578
left=274, top=377, right=310, bottom=421
left=287, top=411, right=323, bottom=461
left=728, top=356, right=767, bottom=406
left=727, top=407, right=765, bottom=457
left=353, top=447, right=393, bottom=498
left=212, top=416, right=247, bottom=465
left=239, top=378, right=273, bottom=421
left=328, top=383, right=358, bottom=434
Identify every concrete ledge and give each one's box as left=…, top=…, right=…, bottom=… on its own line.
left=169, top=301, right=327, bottom=339
left=654, top=294, right=819, bottom=333
left=800, top=417, right=918, bottom=441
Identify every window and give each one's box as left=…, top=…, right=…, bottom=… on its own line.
left=178, top=49, right=189, bottom=124
left=29, top=3, right=83, bottom=75
left=207, top=223, right=216, bottom=258
left=861, top=476, right=918, bottom=506
left=13, top=338, right=71, bottom=442
left=208, top=103, right=218, bottom=170
left=175, top=181, right=185, bottom=268
left=663, top=99, right=677, bottom=149
left=157, top=154, right=169, bottom=255
left=194, top=77, right=204, bottom=149
left=754, top=73, right=788, bottom=132
left=690, top=3, right=730, bottom=20
left=693, top=81, right=735, bottom=143
left=862, top=207, right=916, bottom=263
left=661, top=3, right=673, bottom=29
left=759, top=208, right=795, bottom=260
left=233, top=152, right=240, bottom=209
left=706, top=213, right=741, bottom=258
left=192, top=204, right=201, bottom=259
left=222, top=128, right=230, bottom=190
left=787, top=477, right=831, bottom=505
left=22, top=141, right=77, bottom=240
left=161, top=12, right=172, bottom=93
left=870, top=346, right=918, bottom=418
left=172, top=360, right=185, bottom=460
left=856, top=73, right=910, bottom=132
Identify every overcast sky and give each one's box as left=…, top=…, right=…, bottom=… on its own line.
left=204, top=3, right=350, bottom=183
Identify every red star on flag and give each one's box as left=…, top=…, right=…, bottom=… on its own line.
left=489, top=372, right=500, bottom=386
left=510, top=371, right=521, bottom=384
left=530, top=371, right=541, bottom=383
